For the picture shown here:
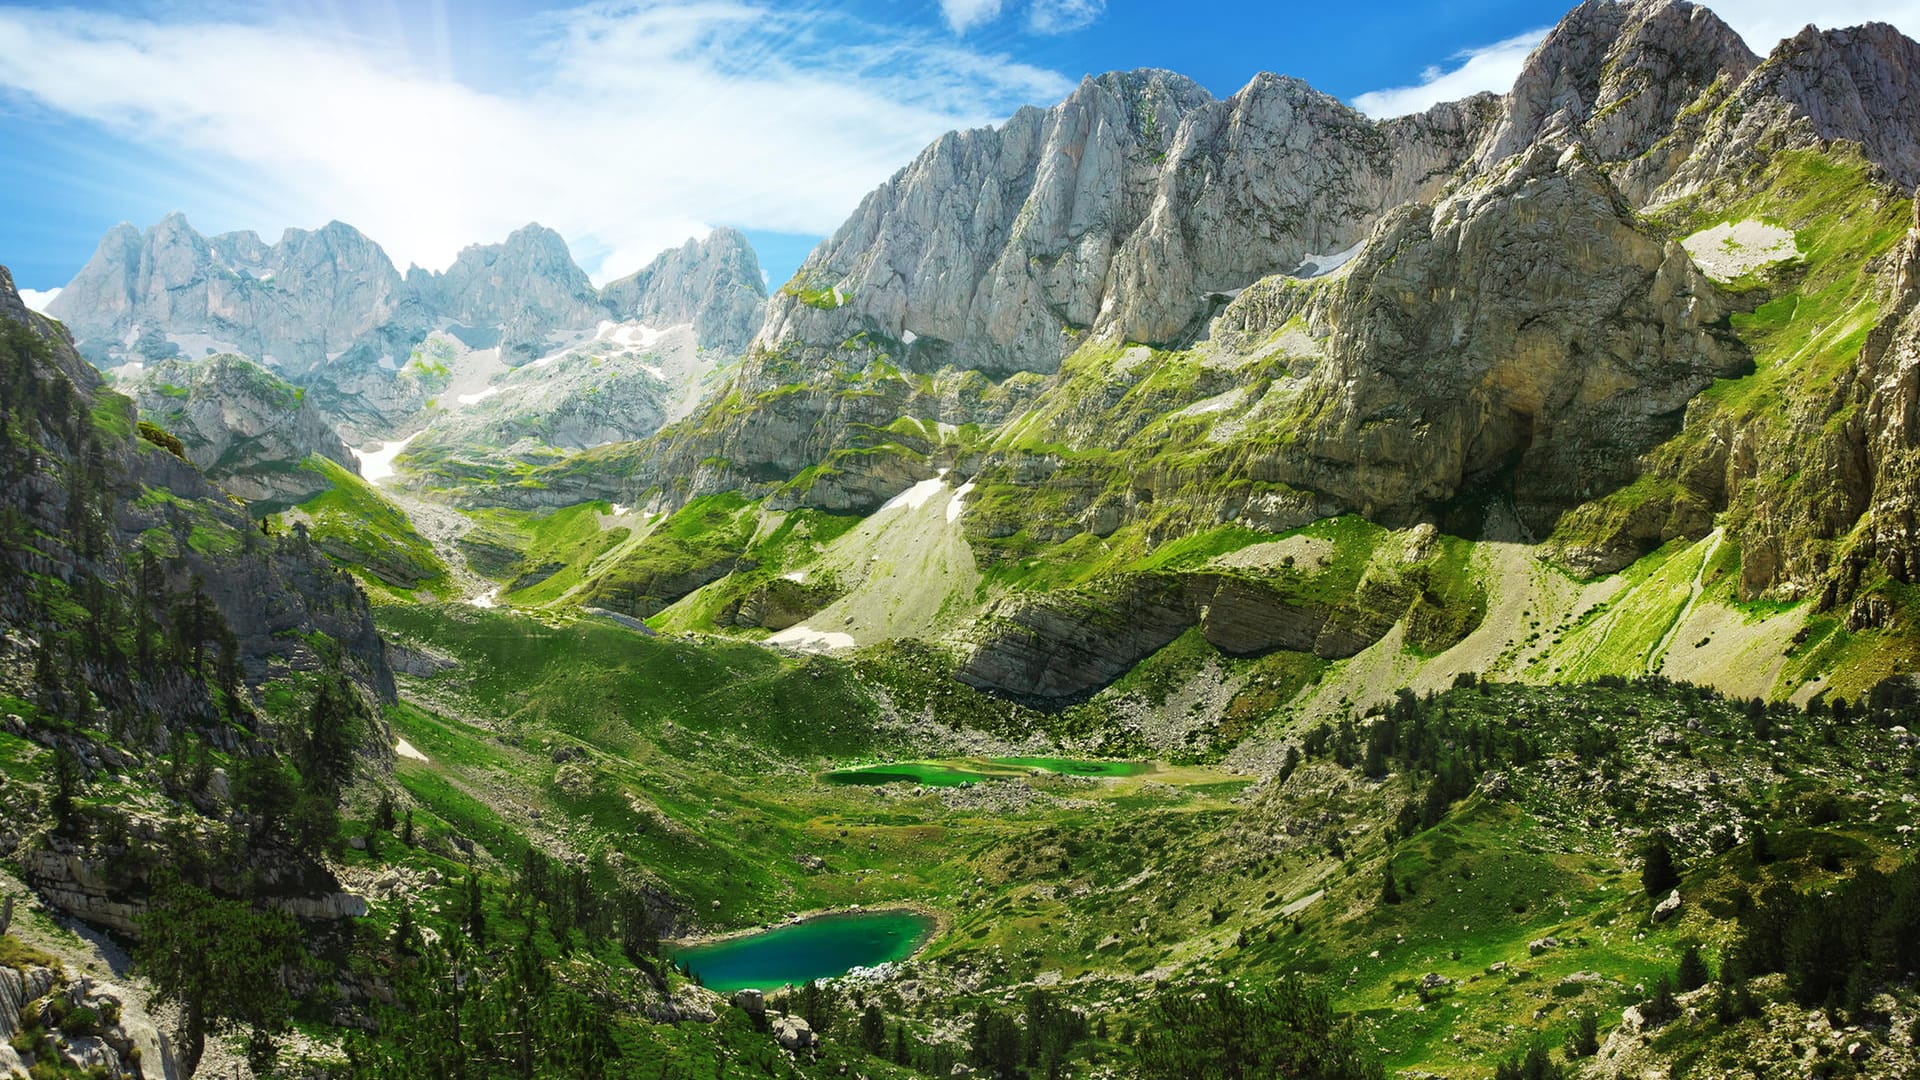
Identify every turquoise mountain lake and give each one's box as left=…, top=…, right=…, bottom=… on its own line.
left=667, top=909, right=937, bottom=992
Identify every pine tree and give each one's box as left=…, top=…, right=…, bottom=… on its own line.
left=1567, top=1010, right=1600, bottom=1057
left=136, top=876, right=303, bottom=1079
left=49, top=746, right=81, bottom=829
left=1676, top=943, right=1711, bottom=992
left=464, top=871, right=486, bottom=951
left=299, top=679, right=359, bottom=800
left=1642, top=832, right=1680, bottom=898
left=393, top=900, right=419, bottom=959
left=1382, top=866, right=1402, bottom=905
left=860, top=1003, right=887, bottom=1054
left=618, top=887, right=657, bottom=963
left=1642, top=974, right=1679, bottom=1027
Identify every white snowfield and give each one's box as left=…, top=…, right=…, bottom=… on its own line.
left=1681, top=219, right=1799, bottom=282
left=879, top=477, right=946, bottom=512
left=946, top=481, right=975, bottom=523
left=350, top=431, right=420, bottom=484
left=767, top=625, right=856, bottom=651
left=1292, top=240, right=1364, bottom=278
left=531, top=319, right=672, bottom=368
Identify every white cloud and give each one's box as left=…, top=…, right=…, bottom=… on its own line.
left=940, top=0, right=1003, bottom=34
left=1351, top=2, right=1920, bottom=120
left=1351, top=29, right=1549, bottom=118
left=1710, top=0, right=1920, bottom=50
left=0, top=2, right=1073, bottom=283
left=1028, top=0, right=1105, bottom=34
left=17, top=287, right=60, bottom=313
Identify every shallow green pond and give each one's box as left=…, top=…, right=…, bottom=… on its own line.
left=822, top=762, right=992, bottom=787
left=992, top=757, right=1151, bottom=777
left=666, top=909, right=936, bottom=992
left=822, top=757, right=1148, bottom=787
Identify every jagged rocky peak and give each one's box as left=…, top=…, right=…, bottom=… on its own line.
left=1670, top=19, right=1920, bottom=195
left=1475, top=0, right=1757, bottom=187
left=411, top=222, right=605, bottom=363
left=48, top=212, right=413, bottom=372
left=755, top=66, right=1497, bottom=377
left=600, top=226, right=768, bottom=354
left=115, top=352, right=360, bottom=505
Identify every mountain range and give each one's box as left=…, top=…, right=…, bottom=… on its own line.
left=6, top=1, right=1920, bottom=1077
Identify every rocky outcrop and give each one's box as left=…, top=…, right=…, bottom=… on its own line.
left=115, top=353, right=359, bottom=505
left=1279, top=140, right=1742, bottom=536
left=601, top=227, right=768, bottom=354
left=958, top=571, right=1403, bottom=701
left=770, top=1014, right=816, bottom=1050
left=756, top=69, right=1498, bottom=377
left=1, top=967, right=179, bottom=1080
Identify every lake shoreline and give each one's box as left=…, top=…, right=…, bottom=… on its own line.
left=667, top=901, right=950, bottom=953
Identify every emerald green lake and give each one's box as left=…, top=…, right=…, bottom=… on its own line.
left=666, top=910, right=936, bottom=992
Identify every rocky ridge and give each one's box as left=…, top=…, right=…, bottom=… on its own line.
left=45, top=217, right=770, bottom=448
left=602, top=227, right=768, bottom=355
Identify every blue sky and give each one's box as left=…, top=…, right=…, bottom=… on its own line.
left=1, top=0, right=1912, bottom=301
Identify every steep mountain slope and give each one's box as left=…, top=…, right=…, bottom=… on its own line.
left=0, top=266, right=391, bottom=699
left=0, top=264, right=394, bottom=1073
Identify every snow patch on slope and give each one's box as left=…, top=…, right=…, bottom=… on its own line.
left=351, top=432, right=420, bottom=485
left=880, top=477, right=946, bottom=512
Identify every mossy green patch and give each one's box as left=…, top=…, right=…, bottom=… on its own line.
left=283, top=456, right=450, bottom=599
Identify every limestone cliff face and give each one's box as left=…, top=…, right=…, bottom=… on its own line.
left=959, top=572, right=1401, bottom=701
left=1848, top=212, right=1920, bottom=603
left=554, top=71, right=1497, bottom=516
left=601, top=227, right=768, bottom=354
left=115, top=354, right=358, bottom=505
left=1717, top=195, right=1920, bottom=610
left=1278, top=141, right=1742, bottom=534
left=756, top=69, right=1499, bottom=378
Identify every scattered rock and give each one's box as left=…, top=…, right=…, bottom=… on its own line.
left=1653, top=889, right=1683, bottom=923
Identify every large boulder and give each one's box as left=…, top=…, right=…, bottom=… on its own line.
left=772, top=1014, right=816, bottom=1051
